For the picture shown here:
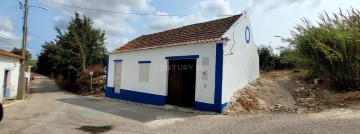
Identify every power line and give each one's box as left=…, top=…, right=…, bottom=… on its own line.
left=28, top=32, right=48, bottom=42
left=39, top=0, right=233, bottom=17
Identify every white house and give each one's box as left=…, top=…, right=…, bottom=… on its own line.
left=0, top=49, right=23, bottom=102
left=106, top=13, right=259, bottom=113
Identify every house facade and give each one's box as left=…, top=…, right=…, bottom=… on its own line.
left=0, top=49, right=23, bottom=102
left=106, top=13, right=259, bottom=113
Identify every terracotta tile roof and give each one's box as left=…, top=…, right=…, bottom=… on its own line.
left=0, top=48, right=24, bottom=59
left=112, top=14, right=242, bottom=53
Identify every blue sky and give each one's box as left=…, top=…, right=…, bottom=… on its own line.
left=0, top=0, right=360, bottom=59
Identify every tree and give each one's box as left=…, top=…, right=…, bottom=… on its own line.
left=56, top=12, right=106, bottom=71
left=37, top=41, right=64, bottom=76
left=37, top=12, right=107, bottom=86
left=10, top=47, right=32, bottom=60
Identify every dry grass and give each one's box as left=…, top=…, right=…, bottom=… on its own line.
left=328, top=91, right=360, bottom=102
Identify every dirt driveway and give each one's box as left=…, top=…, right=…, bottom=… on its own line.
left=0, top=74, right=359, bottom=134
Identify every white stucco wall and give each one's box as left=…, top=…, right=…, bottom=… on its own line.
left=0, top=55, right=21, bottom=102
left=108, top=42, right=217, bottom=104
left=221, top=14, right=260, bottom=104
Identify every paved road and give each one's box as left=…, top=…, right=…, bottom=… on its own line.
left=1, top=74, right=360, bottom=134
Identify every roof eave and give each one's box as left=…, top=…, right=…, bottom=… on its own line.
left=108, top=37, right=225, bottom=54
left=0, top=54, right=25, bottom=60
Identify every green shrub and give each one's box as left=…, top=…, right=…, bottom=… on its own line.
left=258, top=45, right=278, bottom=71
left=278, top=47, right=297, bottom=69
left=285, top=8, right=360, bottom=91
left=258, top=45, right=295, bottom=71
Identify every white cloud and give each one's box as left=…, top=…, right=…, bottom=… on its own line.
left=45, top=0, right=145, bottom=36
left=194, top=0, right=233, bottom=15
left=54, top=16, right=69, bottom=30
left=0, top=17, right=22, bottom=50
left=0, top=30, right=22, bottom=50
left=0, top=17, right=14, bottom=31
left=42, top=0, right=241, bottom=51
left=144, top=0, right=234, bottom=33
left=106, top=37, right=129, bottom=51
left=41, top=0, right=154, bottom=51
left=246, top=0, right=323, bottom=13
left=144, top=12, right=206, bottom=32
left=144, top=0, right=239, bottom=33
left=0, top=30, right=20, bottom=41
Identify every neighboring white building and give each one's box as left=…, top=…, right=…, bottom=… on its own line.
left=0, top=49, right=23, bottom=102
left=106, top=13, right=259, bottom=113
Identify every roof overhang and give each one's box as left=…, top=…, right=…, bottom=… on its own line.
left=109, top=37, right=228, bottom=54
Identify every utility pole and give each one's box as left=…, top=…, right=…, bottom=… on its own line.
left=17, top=0, right=28, bottom=100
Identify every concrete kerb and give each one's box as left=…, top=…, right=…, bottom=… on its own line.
left=3, top=100, right=23, bottom=108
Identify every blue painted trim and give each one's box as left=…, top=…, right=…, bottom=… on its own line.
left=105, top=87, right=115, bottom=98
left=214, top=43, right=224, bottom=113
left=138, top=61, right=151, bottom=64
left=3, top=67, right=12, bottom=71
left=105, top=55, right=111, bottom=97
left=114, top=59, right=123, bottom=62
left=5, top=88, right=10, bottom=97
left=245, top=26, right=251, bottom=44
left=165, top=55, right=199, bottom=60
left=221, top=103, right=228, bottom=111
left=195, top=101, right=216, bottom=112
left=195, top=101, right=228, bottom=113
left=119, top=89, right=166, bottom=105
left=105, top=86, right=226, bottom=113
left=105, top=87, right=166, bottom=105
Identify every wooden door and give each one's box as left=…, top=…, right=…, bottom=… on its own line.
left=167, top=59, right=196, bottom=107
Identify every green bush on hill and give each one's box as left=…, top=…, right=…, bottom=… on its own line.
left=285, top=8, right=360, bottom=91
left=258, top=45, right=295, bottom=72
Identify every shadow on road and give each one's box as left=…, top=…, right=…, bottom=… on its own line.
left=56, top=96, right=197, bottom=123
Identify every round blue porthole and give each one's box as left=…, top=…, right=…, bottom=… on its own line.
left=245, top=26, right=250, bottom=44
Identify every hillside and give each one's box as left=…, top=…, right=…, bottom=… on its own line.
left=224, top=71, right=360, bottom=115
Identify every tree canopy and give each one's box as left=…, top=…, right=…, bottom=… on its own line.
left=37, top=12, right=107, bottom=86
left=10, top=47, right=32, bottom=60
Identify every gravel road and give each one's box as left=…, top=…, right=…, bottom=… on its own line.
left=0, top=74, right=359, bottom=134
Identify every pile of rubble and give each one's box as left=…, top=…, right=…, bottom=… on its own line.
left=292, top=85, right=326, bottom=113
left=223, top=76, right=300, bottom=115
left=224, top=71, right=360, bottom=115
left=223, top=86, right=269, bottom=115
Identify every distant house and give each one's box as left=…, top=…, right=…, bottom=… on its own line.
left=105, top=13, right=259, bottom=113
left=0, top=49, right=23, bottom=102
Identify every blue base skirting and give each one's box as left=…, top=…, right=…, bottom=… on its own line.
left=195, top=101, right=216, bottom=111
left=195, top=101, right=227, bottom=113
left=105, top=87, right=166, bottom=105
left=105, top=87, right=227, bottom=113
